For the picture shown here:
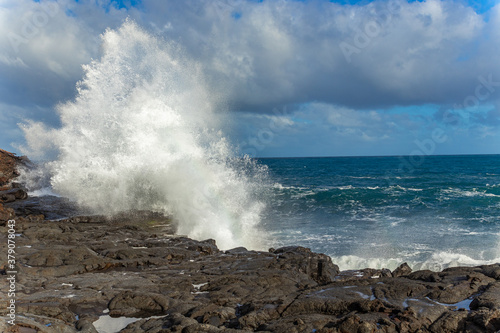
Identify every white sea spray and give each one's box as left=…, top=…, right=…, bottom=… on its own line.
left=21, top=20, right=268, bottom=250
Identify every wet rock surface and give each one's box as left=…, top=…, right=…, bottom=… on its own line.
left=0, top=150, right=500, bottom=332
left=2, top=212, right=500, bottom=332
left=4, top=195, right=82, bottom=221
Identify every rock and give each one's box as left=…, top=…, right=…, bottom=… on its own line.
left=470, top=283, right=500, bottom=310
left=480, top=264, right=500, bottom=280
left=392, top=262, right=412, bottom=277
left=0, top=193, right=16, bottom=203
left=225, top=247, right=251, bottom=255
left=3, top=209, right=500, bottom=332
left=273, top=246, right=340, bottom=284
left=429, top=310, right=468, bottom=332
left=120, top=313, right=199, bottom=332
left=75, top=316, right=99, bottom=332
left=337, top=315, right=362, bottom=332
left=0, top=188, right=28, bottom=202
left=407, top=269, right=441, bottom=282
left=4, top=195, right=81, bottom=220
left=188, top=304, right=236, bottom=326
left=467, top=308, right=500, bottom=332
left=0, top=149, right=28, bottom=187
left=108, top=291, right=172, bottom=316
left=0, top=203, right=15, bottom=223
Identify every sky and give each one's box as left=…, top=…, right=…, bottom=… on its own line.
left=0, top=0, right=499, bottom=157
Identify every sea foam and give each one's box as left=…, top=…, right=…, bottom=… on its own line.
left=331, top=252, right=500, bottom=272
left=21, top=20, right=267, bottom=250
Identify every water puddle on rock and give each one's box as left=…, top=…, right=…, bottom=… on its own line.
left=93, top=316, right=142, bottom=333
left=93, top=314, right=165, bottom=333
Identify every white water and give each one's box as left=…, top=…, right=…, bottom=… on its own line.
left=331, top=252, right=500, bottom=272
left=21, top=20, right=267, bottom=250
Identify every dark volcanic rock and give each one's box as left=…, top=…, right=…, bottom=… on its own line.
left=392, top=262, right=412, bottom=277
left=1, top=149, right=500, bottom=333
left=470, top=283, right=500, bottom=310
left=4, top=195, right=81, bottom=220
left=273, top=246, right=340, bottom=284
left=3, top=209, right=500, bottom=333
left=0, top=188, right=28, bottom=203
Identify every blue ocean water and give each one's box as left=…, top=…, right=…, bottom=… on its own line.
left=258, top=155, right=500, bottom=271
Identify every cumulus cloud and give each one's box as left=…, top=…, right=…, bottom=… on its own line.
left=132, top=0, right=500, bottom=110
left=2, top=1, right=500, bottom=109
left=0, top=0, right=499, bottom=154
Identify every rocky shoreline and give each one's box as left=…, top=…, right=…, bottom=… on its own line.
left=1, top=150, right=500, bottom=332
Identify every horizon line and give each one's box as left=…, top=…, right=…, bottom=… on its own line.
left=254, top=153, right=500, bottom=159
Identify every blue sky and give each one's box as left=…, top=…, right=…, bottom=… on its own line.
left=1, top=0, right=500, bottom=157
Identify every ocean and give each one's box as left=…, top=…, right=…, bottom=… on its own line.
left=257, top=154, right=500, bottom=271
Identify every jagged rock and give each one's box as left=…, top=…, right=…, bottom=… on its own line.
left=429, top=310, right=468, bottom=332
left=468, top=308, right=500, bottom=331
left=225, top=247, right=251, bottom=255
left=120, top=313, right=199, bottom=332
left=470, top=283, right=500, bottom=310
left=188, top=304, right=236, bottom=327
left=0, top=149, right=26, bottom=186
left=407, top=269, right=442, bottom=282
left=392, top=262, right=412, bottom=277
left=273, top=246, right=340, bottom=284
left=480, top=264, right=500, bottom=280
left=0, top=188, right=28, bottom=202
left=0, top=203, right=15, bottom=223
left=108, top=291, right=172, bottom=316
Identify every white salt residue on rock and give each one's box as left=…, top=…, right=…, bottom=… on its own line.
left=192, top=282, right=208, bottom=290
left=191, top=282, right=209, bottom=295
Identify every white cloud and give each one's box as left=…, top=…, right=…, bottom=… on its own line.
left=0, top=0, right=499, bottom=155
left=0, top=54, right=27, bottom=68
left=1, top=0, right=499, bottom=109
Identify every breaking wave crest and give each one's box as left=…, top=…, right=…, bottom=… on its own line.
left=21, top=20, right=268, bottom=250
left=333, top=252, right=500, bottom=272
